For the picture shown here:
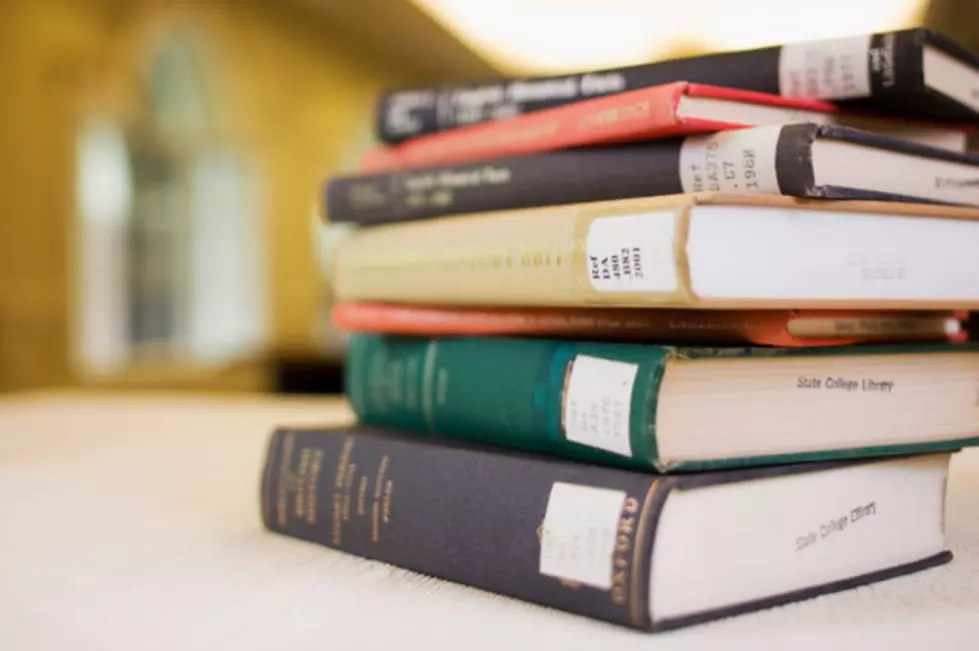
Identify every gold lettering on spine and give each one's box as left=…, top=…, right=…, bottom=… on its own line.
left=411, top=120, right=559, bottom=161
left=304, top=449, right=324, bottom=525
left=578, top=100, right=651, bottom=130
left=294, top=448, right=311, bottom=518
left=374, top=455, right=389, bottom=499
left=372, top=455, right=390, bottom=542
left=357, top=475, right=369, bottom=516
left=404, top=356, right=420, bottom=410
left=331, top=437, right=356, bottom=545
left=519, top=244, right=565, bottom=269
left=382, top=480, right=395, bottom=523
left=272, top=435, right=326, bottom=528
left=276, top=433, right=296, bottom=527
left=610, top=497, right=640, bottom=606
left=332, top=492, right=343, bottom=545
left=335, top=437, right=354, bottom=489
left=629, top=481, right=659, bottom=627
left=421, top=342, right=439, bottom=431
left=342, top=462, right=357, bottom=521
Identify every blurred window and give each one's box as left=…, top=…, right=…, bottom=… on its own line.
left=76, top=118, right=133, bottom=373
left=75, top=32, right=266, bottom=374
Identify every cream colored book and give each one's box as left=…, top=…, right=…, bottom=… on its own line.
left=333, top=193, right=979, bottom=309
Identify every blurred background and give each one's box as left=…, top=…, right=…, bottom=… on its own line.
left=0, top=0, right=975, bottom=396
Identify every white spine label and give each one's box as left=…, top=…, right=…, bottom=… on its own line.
left=539, top=482, right=627, bottom=590
left=562, top=355, right=638, bottom=457
left=585, top=212, right=677, bottom=293
left=679, top=127, right=783, bottom=194
left=779, top=35, right=872, bottom=99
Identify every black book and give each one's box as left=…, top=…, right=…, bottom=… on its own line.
left=377, top=29, right=979, bottom=142
left=325, top=123, right=979, bottom=226
left=261, top=426, right=952, bottom=632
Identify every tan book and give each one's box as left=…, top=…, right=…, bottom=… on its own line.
left=333, top=193, right=979, bottom=310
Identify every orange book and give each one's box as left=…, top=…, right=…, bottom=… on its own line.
left=332, top=302, right=967, bottom=347
left=360, top=82, right=971, bottom=172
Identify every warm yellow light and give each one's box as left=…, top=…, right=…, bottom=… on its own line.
left=412, top=0, right=927, bottom=75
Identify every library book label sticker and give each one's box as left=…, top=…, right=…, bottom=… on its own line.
left=563, top=355, right=637, bottom=457
left=679, top=126, right=782, bottom=194
left=586, top=212, right=678, bottom=293
left=779, top=34, right=872, bottom=99
left=539, top=482, right=627, bottom=590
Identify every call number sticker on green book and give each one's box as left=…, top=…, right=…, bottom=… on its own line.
left=561, top=355, right=638, bottom=457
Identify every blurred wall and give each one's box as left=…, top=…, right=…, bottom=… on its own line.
left=925, top=0, right=979, bottom=52
left=0, top=0, right=457, bottom=392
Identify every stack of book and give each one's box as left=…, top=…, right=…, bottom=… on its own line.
left=263, top=29, right=979, bottom=632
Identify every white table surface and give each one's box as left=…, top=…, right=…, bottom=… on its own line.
left=1, top=392, right=977, bottom=650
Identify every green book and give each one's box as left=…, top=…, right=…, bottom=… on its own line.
left=346, top=334, right=979, bottom=472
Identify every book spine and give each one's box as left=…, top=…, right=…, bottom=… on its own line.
left=376, top=48, right=781, bottom=142
left=676, top=124, right=816, bottom=197
left=345, top=334, right=673, bottom=470
left=351, top=124, right=838, bottom=219
left=775, top=32, right=918, bottom=102
left=332, top=303, right=963, bottom=346
left=782, top=123, right=979, bottom=206
left=773, top=124, right=819, bottom=196
left=774, top=29, right=979, bottom=122
left=363, top=83, right=688, bottom=172
left=332, top=194, right=697, bottom=308
left=326, top=146, right=684, bottom=225
left=674, top=123, right=943, bottom=201
left=330, top=121, right=974, bottom=226
left=375, top=30, right=934, bottom=142
left=333, top=303, right=796, bottom=343
left=867, top=30, right=926, bottom=103
left=262, top=427, right=664, bottom=629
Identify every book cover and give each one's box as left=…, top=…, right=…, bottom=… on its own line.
left=332, top=192, right=979, bottom=310
left=361, top=82, right=839, bottom=172
left=332, top=302, right=966, bottom=347
left=262, top=426, right=952, bottom=630
left=327, top=124, right=979, bottom=226
left=345, top=333, right=979, bottom=472
left=376, top=29, right=979, bottom=142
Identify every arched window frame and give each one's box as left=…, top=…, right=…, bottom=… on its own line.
left=75, top=28, right=267, bottom=374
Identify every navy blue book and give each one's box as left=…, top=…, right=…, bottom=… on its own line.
left=262, top=426, right=952, bottom=631
left=326, top=123, right=979, bottom=225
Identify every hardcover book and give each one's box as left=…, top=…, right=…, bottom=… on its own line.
left=332, top=193, right=979, bottom=310
left=346, top=334, right=979, bottom=472
left=262, top=426, right=952, bottom=630
left=362, top=83, right=972, bottom=172
left=328, top=124, right=979, bottom=226
left=332, top=302, right=966, bottom=347
left=376, top=28, right=979, bottom=142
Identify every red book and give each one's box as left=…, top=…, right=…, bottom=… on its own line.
left=332, top=302, right=968, bottom=348
left=360, top=82, right=970, bottom=172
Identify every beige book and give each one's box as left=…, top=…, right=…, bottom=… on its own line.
left=333, top=192, right=979, bottom=309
